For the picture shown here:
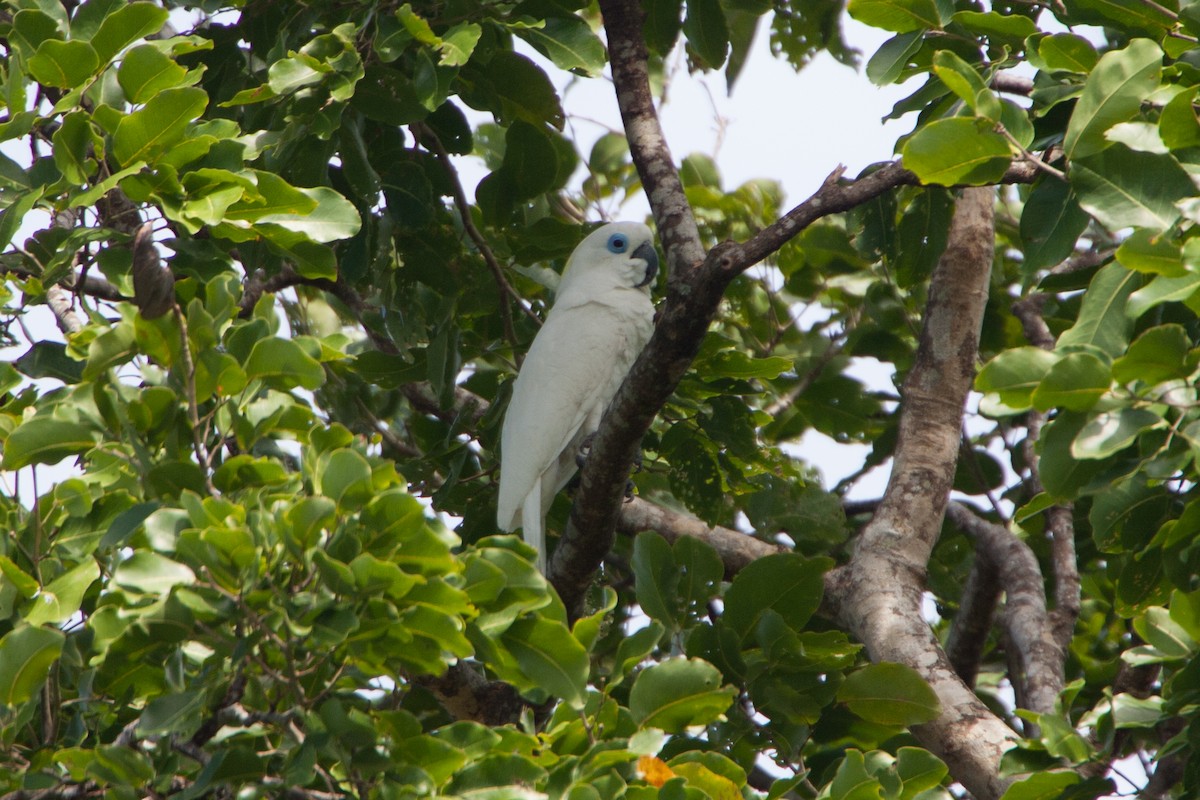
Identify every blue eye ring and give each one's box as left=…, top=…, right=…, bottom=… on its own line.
left=606, top=234, right=629, bottom=254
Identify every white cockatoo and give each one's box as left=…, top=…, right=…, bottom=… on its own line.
left=497, top=222, right=659, bottom=572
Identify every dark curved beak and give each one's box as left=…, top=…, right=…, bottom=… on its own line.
left=632, top=241, right=659, bottom=288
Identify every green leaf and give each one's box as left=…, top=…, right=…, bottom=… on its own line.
left=629, top=657, right=737, bottom=732
left=996, top=768, right=1079, bottom=800
left=1055, top=262, right=1138, bottom=358
left=895, top=747, right=949, bottom=795
left=89, top=1, right=169, bottom=65
left=1126, top=273, right=1200, bottom=320
left=1019, top=178, right=1091, bottom=277
left=25, top=560, right=100, bottom=627
left=501, top=617, right=589, bottom=708
left=932, top=50, right=999, bottom=120
left=137, top=690, right=205, bottom=737
left=1160, top=87, right=1200, bottom=150
left=1115, top=229, right=1183, bottom=276
left=952, top=11, right=1037, bottom=41
left=244, top=337, right=326, bottom=390
left=28, top=39, right=99, bottom=88
left=848, top=0, right=943, bottom=32
left=1038, top=33, right=1098, bottom=73
left=1090, top=480, right=1167, bottom=553
left=682, top=0, right=729, bottom=68
left=0, top=625, right=65, bottom=707
left=1071, top=146, right=1193, bottom=232
left=1038, top=413, right=1106, bottom=498
left=1063, top=38, right=1162, bottom=161
left=866, top=31, right=923, bottom=86
left=113, top=86, right=208, bottom=166
left=118, top=44, right=187, bottom=103
left=502, top=121, right=560, bottom=200
left=633, top=532, right=681, bottom=627
left=1071, top=409, right=1164, bottom=459
left=1031, top=352, right=1111, bottom=412
left=113, top=552, right=196, bottom=595
left=837, top=662, right=941, bottom=726
left=644, top=0, right=684, bottom=56
left=0, top=556, right=40, bottom=599
left=3, top=417, right=96, bottom=469
left=976, top=346, right=1060, bottom=410
left=515, top=17, right=606, bottom=75
left=723, top=554, right=829, bottom=639
left=901, top=117, right=1011, bottom=186
left=1112, top=324, right=1191, bottom=384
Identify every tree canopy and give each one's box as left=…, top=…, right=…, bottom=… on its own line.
left=1, top=1, right=1199, bottom=799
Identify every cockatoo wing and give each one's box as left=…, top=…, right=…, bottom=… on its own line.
left=497, top=300, right=647, bottom=535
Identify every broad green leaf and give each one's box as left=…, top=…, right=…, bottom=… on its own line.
left=895, top=747, right=949, bottom=794
left=848, top=0, right=943, bottom=33
left=901, top=117, right=1011, bottom=186
left=975, top=346, right=1060, bottom=409
left=1126, top=273, right=1200, bottom=320
left=515, top=17, right=605, bottom=75
left=1063, top=38, right=1162, bottom=160
left=10, top=9, right=64, bottom=62
left=1115, top=229, right=1183, bottom=276
left=1019, top=178, right=1089, bottom=277
left=837, top=662, right=941, bottom=726
left=316, top=449, right=373, bottom=509
left=633, top=532, right=681, bottom=627
left=1038, top=33, right=1098, bottom=73
left=118, top=45, right=191, bottom=102
left=1112, top=324, right=1191, bottom=384
left=682, top=0, right=730, bottom=68
left=0, top=625, right=65, bottom=707
left=438, top=22, right=482, bottom=67
left=952, top=11, right=1037, bottom=41
left=644, top=0, right=684, bottom=56
left=629, top=657, right=737, bottom=732
left=90, top=1, right=169, bottom=65
left=113, top=86, right=208, bottom=166
left=112, top=552, right=196, bottom=595
left=1056, top=262, right=1138, bottom=358
left=1071, top=146, right=1192, bottom=232
left=932, top=50, right=999, bottom=120
left=52, top=111, right=97, bottom=184
left=1031, top=352, right=1111, bottom=412
left=723, top=554, right=830, bottom=639
left=28, top=39, right=99, bottom=88
left=1038, top=413, right=1107, bottom=498
left=137, top=690, right=205, bottom=737
left=1161, top=87, right=1200, bottom=150
left=0, top=556, right=39, bottom=599
left=1090, top=480, right=1167, bottom=552
left=866, top=31, right=922, bottom=86
left=1133, top=607, right=1195, bottom=660
left=501, top=616, right=589, bottom=708
left=1071, top=409, right=1164, bottom=459
left=244, top=337, right=326, bottom=390
left=3, top=417, right=97, bottom=469
left=24, top=560, right=100, bottom=627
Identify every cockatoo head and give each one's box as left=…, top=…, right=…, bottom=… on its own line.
left=557, top=222, right=659, bottom=299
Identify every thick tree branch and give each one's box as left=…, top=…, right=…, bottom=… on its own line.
left=946, top=501, right=1066, bottom=718
left=599, top=0, right=705, bottom=278
left=1011, top=295, right=1080, bottom=653
left=823, top=188, right=1018, bottom=800
left=616, top=497, right=786, bottom=575
left=944, top=547, right=1000, bottom=687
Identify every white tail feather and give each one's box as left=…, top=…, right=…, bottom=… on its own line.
left=523, top=482, right=546, bottom=573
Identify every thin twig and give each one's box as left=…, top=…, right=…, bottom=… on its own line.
left=411, top=121, right=540, bottom=339
left=173, top=305, right=217, bottom=495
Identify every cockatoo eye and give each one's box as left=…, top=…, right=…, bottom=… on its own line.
left=606, top=234, right=629, bottom=254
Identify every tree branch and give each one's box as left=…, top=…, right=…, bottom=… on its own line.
left=822, top=188, right=1018, bottom=800
left=944, top=546, right=1000, bottom=687
left=946, top=501, right=1066, bottom=718
left=599, top=0, right=705, bottom=279
left=616, top=496, right=786, bottom=576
